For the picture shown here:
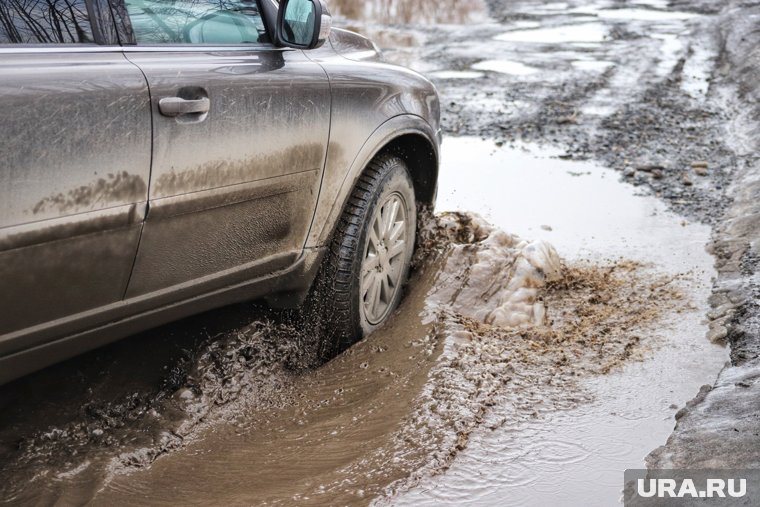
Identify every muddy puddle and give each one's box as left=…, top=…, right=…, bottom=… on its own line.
left=0, top=138, right=727, bottom=506
left=391, top=138, right=729, bottom=506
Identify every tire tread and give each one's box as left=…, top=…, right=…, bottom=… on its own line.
left=308, top=153, right=412, bottom=358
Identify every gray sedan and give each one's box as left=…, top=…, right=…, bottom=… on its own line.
left=0, top=0, right=440, bottom=384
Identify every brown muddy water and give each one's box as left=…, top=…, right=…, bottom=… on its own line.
left=0, top=139, right=727, bottom=506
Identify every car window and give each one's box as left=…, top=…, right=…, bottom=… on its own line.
left=0, top=0, right=94, bottom=44
left=125, top=0, right=268, bottom=44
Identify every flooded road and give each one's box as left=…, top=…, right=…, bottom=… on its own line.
left=0, top=140, right=726, bottom=506
left=2, top=0, right=750, bottom=504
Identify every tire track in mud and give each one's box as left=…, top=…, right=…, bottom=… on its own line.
left=409, top=0, right=733, bottom=224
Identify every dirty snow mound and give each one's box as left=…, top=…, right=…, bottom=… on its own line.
left=430, top=212, right=562, bottom=327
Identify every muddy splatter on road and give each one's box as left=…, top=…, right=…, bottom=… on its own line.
left=0, top=214, right=703, bottom=506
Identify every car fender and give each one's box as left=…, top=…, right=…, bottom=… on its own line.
left=305, top=113, right=439, bottom=249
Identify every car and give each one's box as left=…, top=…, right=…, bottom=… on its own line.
left=0, top=0, right=441, bottom=384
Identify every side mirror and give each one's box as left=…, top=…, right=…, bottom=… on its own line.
left=277, top=0, right=332, bottom=50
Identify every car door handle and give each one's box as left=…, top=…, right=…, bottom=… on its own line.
left=158, top=97, right=210, bottom=117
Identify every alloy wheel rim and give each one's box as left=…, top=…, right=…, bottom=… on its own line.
left=360, top=192, right=409, bottom=325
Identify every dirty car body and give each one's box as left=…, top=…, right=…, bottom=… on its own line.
left=0, top=0, right=440, bottom=384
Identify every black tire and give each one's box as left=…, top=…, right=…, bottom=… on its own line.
left=307, top=154, right=417, bottom=359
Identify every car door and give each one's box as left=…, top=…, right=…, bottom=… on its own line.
left=0, top=0, right=152, bottom=355
left=119, top=0, right=331, bottom=298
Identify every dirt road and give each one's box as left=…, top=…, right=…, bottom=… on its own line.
left=348, top=0, right=760, bottom=480
left=2, top=0, right=760, bottom=505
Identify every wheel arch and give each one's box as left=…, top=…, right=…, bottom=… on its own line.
left=374, top=131, right=439, bottom=207
left=306, top=114, right=440, bottom=250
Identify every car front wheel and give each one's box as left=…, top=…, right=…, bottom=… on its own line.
left=309, top=153, right=417, bottom=359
